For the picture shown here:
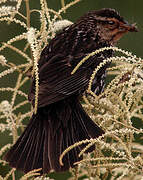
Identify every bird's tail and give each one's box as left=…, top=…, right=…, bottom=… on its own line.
left=4, top=97, right=104, bottom=174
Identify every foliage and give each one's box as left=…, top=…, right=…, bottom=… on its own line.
left=0, top=0, right=143, bottom=179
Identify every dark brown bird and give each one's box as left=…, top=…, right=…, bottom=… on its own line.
left=4, top=8, right=137, bottom=174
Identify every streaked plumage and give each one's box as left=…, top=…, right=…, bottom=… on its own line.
left=4, top=8, right=137, bottom=174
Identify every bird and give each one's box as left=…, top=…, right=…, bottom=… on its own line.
left=4, top=8, right=138, bottom=174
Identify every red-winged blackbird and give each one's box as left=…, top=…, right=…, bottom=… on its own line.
left=4, top=8, right=137, bottom=174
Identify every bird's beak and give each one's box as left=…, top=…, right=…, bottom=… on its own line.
left=122, top=21, right=138, bottom=32
left=112, top=21, right=138, bottom=45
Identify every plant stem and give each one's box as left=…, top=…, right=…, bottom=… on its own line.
left=12, top=171, right=15, bottom=180
left=25, top=0, right=30, bottom=28
left=25, top=0, right=34, bottom=69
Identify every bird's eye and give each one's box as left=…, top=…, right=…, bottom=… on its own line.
left=108, top=21, right=115, bottom=25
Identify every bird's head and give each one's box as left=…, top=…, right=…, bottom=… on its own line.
left=78, top=8, right=138, bottom=45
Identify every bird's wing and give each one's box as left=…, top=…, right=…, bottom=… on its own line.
left=28, top=54, right=90, bottom=107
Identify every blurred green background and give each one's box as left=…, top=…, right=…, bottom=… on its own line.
left=0, top=0, right=142, bottom=179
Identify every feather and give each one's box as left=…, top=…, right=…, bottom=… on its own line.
left=4, top=97, right=104, bottom=174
